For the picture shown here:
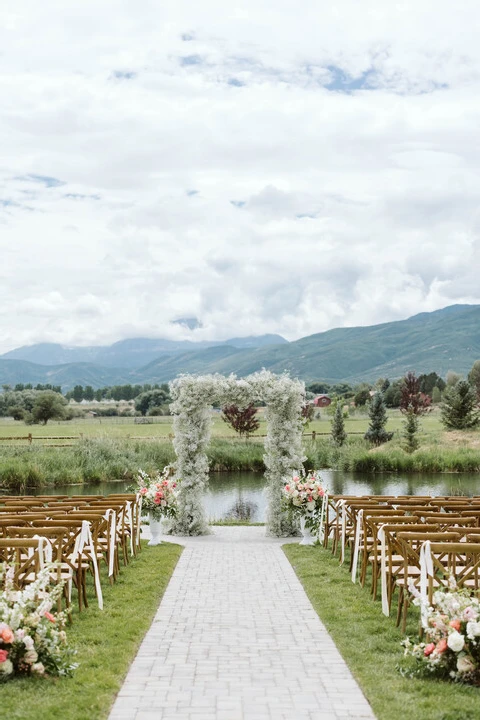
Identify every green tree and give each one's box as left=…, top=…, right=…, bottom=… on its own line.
left=83, top=385, right=95, bottom=401
left=331, top=402, right=347, bottom=447
left=306, top=382, right=330, bottom=395
left=446, top=371, right=462, bottom=387
left=354, top=387, right=371, bottom=407
left=135, top=389, right=170, bottom=416
left=441, top=380, right=480, bottom=430
left=384, top=380, right=402, bottom=408
left=72, top=385, right=84, bottom=403
left=468, top=360, right=480, bottom=401
left=364, top=392, right=393, bottom=446
left=431, top=386, right=442, bottom=404
left=402, top=406, right=420, bottom=453
left=418, top=372, right=446, bottom=395
left=9, top=406, right=25, bottom=421
left=31, top=391, right=67, bottom=425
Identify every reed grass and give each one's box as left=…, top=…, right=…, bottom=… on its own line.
left=2, top=423, right=480, bottom=493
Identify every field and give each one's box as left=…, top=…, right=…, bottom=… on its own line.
left=0, top=406, right=467, bottom=441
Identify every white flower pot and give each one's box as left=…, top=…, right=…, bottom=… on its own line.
left=299, top=514, right=316, bottom=546
left=148, top=513, right=163, bottom=546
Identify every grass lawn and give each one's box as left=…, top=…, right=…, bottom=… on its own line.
left=283, top=544, right=480, bottom=720
left=1, top=541, right=183, bottom=720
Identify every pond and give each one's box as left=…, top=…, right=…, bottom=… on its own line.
left=29, top=469, right=480, bottom=522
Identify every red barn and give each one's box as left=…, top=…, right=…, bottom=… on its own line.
left=313, top=395, right=331, bottom=408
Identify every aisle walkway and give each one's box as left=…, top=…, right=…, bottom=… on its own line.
left=109, top=527, right=375, bottom=720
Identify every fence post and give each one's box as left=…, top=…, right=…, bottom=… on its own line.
left=28, top=433, right=32, bottom=444
left=312, top=430, right=316, bottom=442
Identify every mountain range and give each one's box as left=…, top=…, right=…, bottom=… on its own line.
left=1, top=305, right=479, bottom=390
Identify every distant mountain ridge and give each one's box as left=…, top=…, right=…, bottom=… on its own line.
left=0, top=305, right=479, bottom=389
left=1, top=334, right=288, bottom=369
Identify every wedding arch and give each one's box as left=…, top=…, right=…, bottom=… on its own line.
left=169, top=370, right=306, bottom=536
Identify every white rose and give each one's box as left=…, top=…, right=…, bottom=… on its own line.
left=466, top=621, right=480, bottom=640
left=306, top=501, right=316, bottom=511
left=457, top=655, right=475, bottom=674
left=24, top=649, right=38, bottom=664
left=447, top=631, right=465, bottom=652
left=0, top=659, right=13, bottom=676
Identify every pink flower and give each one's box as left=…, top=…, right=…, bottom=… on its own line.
left=0, top=649, right=8, bottom=663
left=44, top=612, right=56, bottom=623
left=0, top=624, right=14, bottom=644
left=449, top=619, right=461, bottom=632
left=436, top=638, right=448, bottom=654
left=139, top=488, right=148, bottom=496
left=285, top=485, right=290, bottom=491
left=424, top=643, right=435, bottom=657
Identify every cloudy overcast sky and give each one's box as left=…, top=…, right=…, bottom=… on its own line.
left=1, top=0, right=479, bottom=353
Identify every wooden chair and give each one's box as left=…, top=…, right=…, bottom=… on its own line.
left=395, top=531, right=464, bottom=631
left=0, top=538, right=44, bottom=589
left=6, top=526, right=70, bottom=615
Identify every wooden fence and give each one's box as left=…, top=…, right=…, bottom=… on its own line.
left=0, top=429, right=364, bottom=447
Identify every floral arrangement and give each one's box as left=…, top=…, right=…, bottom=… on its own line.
left=283, top=471, right=326, bottom=532
left=402, top=582, right=480, bottom=684
left=135, top=466, right=178, bottom=521
left=0, top=564, right=77, bottom=681
left=169, top=371, right=306, bottom=536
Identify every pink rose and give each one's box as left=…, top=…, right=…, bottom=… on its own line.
left=436, top=638, right=448, bottom=654
left=139, top=488, right=148, bottom=496
left=0, top=625, right=14, bottom=644
left=44, top=612, right=56, bottom=623
left=449, top=619, right=461, bottom=632
left=0, top=649, right=8, bottom=663
left=424, top=643, right=435, bottom=657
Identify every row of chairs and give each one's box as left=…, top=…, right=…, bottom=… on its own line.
left=324, top=495, right=480, bottom=630
left=0, top=493, right=143, bottom=618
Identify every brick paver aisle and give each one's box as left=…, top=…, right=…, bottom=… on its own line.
left=109, top=527, right=375, bottom=720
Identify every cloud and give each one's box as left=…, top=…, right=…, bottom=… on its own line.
left=0, top=0, right=480, bottom=354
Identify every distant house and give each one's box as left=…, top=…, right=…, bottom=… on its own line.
left=313, top=395, right=331, bottom=408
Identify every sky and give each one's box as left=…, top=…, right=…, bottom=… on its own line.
left=1, top=0, right=480, bottom=353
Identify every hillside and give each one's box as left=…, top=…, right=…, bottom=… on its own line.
left=0, top=305, right=479, bottom=389
left=1, top=334, right=287, bottom=368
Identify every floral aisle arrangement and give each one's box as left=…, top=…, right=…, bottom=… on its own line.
left=135, top=466, right=178, bottom=521
left=0, top=564, right=77, bottom=681
left=283, top=472, right=327, bottom=544
left=402, top=584, right=480, bottom=684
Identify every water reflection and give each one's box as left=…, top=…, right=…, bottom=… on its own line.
left=23, top=469, right=480, bottom=522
